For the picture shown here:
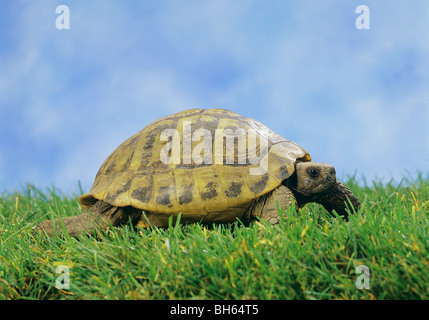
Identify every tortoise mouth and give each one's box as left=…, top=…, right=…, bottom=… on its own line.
left=290, top=180, right=336, bottom=197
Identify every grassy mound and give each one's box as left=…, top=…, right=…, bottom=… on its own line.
left=0, top=175, right=427, bottom=300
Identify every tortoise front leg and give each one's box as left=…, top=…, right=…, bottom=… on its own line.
left=34, top=200, right=141, bottom=237
left=317, top=182, right=361, bottom=218
left=246, top=185, right=297, bottom=225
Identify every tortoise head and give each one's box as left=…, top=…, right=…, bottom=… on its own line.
left=292, top=162, right=336, bottom=196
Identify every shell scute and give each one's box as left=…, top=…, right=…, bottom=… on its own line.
left=79, top=108, right=311, bottom=222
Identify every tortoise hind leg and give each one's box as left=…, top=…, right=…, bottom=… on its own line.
left=34, top=200, right=141, bottom=237
left=246, top=185, right=297, bottom=225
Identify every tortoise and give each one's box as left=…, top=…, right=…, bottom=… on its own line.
left=35, top=108, right=360, bottom=237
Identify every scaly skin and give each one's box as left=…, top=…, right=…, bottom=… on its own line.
left=35, top=200, right=141, bottom=237
left=247, top=185, right=296, bottom=224
left=316, top=181, right=361, bottom=218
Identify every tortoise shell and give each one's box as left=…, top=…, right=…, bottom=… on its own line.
left=79, top=108, right=311, bottom=223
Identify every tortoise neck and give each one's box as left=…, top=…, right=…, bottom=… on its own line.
left=283, top=179, right=318, bottom=205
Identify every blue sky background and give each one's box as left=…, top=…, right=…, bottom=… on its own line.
left=1, top=0, right=428, bottom=195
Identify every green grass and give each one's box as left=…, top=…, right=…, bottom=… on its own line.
left=0, top=175, right=428, bottom=300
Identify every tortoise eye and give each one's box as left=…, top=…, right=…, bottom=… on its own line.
left=307, top=168, right=319, bottom=178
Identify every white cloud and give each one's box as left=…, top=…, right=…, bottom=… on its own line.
left=1, top=1, right=429, bottom=192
